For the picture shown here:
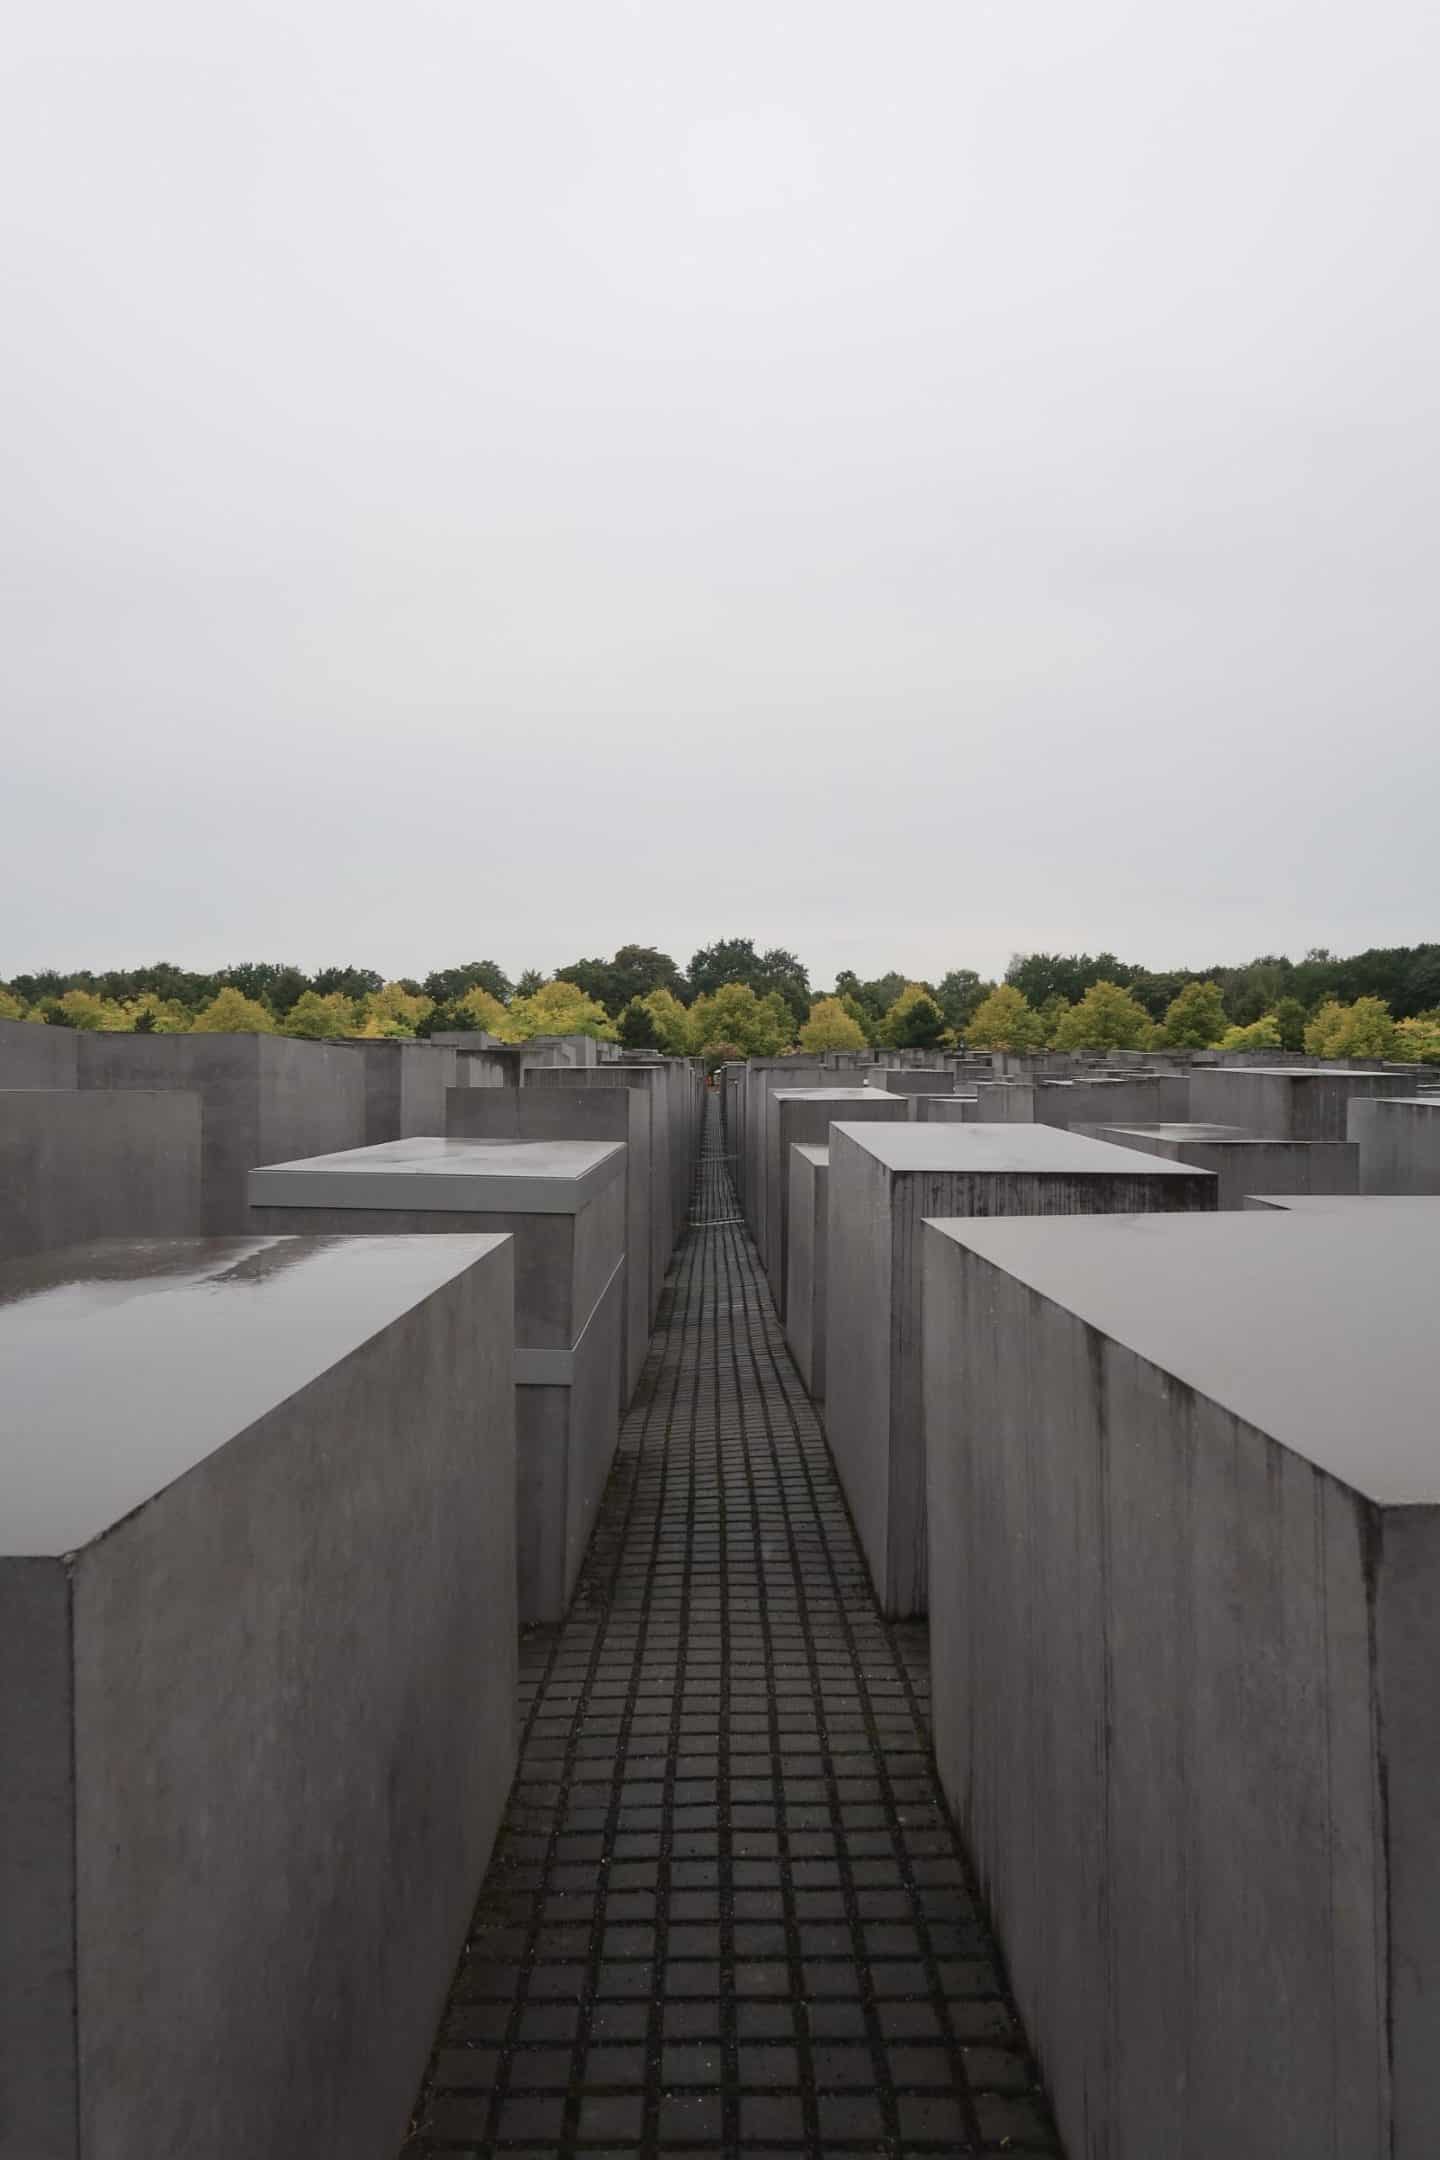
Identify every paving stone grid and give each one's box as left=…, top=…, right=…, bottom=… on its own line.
left=403, top=1101, right=1059, bottom=2157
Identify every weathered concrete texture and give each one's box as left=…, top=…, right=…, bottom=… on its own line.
left=914, top=1095, right=979, bottom=1123
left=346, top=1039, right=457, bottom=1143
left=1243, top=1192, right=1440, bottom=1214
left=249, top=1138, right=625, bottom=1623
left=1073, top=1120, right=1359, bottom=1209
left=865, top=1068, right=955, bottom=1097
left=970, top=1081, right=1036, bottom=1122
left=447, top=1083, right=650, bottom=1406
left=765, top=1089, right=909, bottom=1318
left=1033, top=1074, right=1190, bottom=1128
left=526, top=1063, right=694, bottom=1321
left=1, top=1233, right=517, bottom=2160
left=75, top=1032, right=368, bottom=1232
left=0, top=1014, right=79, bottom=1087
left=0, top=1088, right=202, bottom=1260
left=784, top=1141, right=830, bottom=1400
left=1348, top=1095, right=1440, bottom=1194
left=743, top=1062, right=825, bottom=1263
left=922, top=1207, right=1440, bottom=2160
left=1189, top=1063, right=1420, bottom=1140
left=826, top=1123, right=1216, bottom=1620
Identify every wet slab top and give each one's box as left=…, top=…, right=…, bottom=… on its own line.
left=925, top=1209, right=1440, bottom=1504
left=0, top=1234, right=508, bottom=1557
left=831, top=1121, right=1209, bottom=1178
left=249, top=1135, right=626, bottom=1213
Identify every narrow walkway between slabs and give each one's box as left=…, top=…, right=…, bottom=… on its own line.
left=402, top=1097, right=1060, bottom=2158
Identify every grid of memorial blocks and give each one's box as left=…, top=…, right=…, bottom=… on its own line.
left=405, top=1115, right=1059, bottom=2157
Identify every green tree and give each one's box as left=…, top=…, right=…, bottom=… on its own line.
left=215, top=962, right=308, bottom=1017
left=935, top=969, right=991, bottom=1034
left=1051, top=980, right=1154, bottom=1051
left=879, top=982, right=946, bottom=1049
left=689, top=939, right=810, bottom=1025
left=505, top=979, right=617, bottom=1042
left=1218, top=1015, right=1282, bottom=1051
left=514, top=969, right=545, bottom=999
left=688, top=982, right=791, bottom=1058
left=965, top=984, right=1048, bottom=1051
left=191, top=988, right=277, bottom=1033
left=282, top=991, right=358, bottom=1038
left=1006, top=951, right=1135, bottom=1008
left=798, top=996, right=868, bottom=1052
left=45, top=989, right=131, bottom=1030
left=1158, top=980, right=1229, bottom=1049
left=618, top=999, right=660, bottom=1050
left=312, top=966, right=383, bottom=1002
left=0, top=987, right=27, bottom=1020
left=636, top=988, right=692, bottom=1053
left=834, top=969, right=905, bottom=1030
left=421, top=960, right=513, bottom=1006
left=553, top=946, right=688, bottom=1016
left=1273, top=997, right=1308, bottom=1052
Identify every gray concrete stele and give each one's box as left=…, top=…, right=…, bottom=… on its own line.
left=826, top=1122, right=1216, bottom=1620
left=784, top=1141, right=830, bottom=1401
left=1189, top=1063, right=1420, bottom=1140
left=1071, top=1120, right=1359, bottom=1209
left=923, top=1206, right=1440, bottom=2160
left=764, top=1089, right=909, bottom=1319
left=0, top=1232, right=516, bottom=2160
left=249, top=1136, right=625, bottom=1623
left=1347, top=1094, right=1440, bottom=1193
left=0, top=1087, right=202, bottom=1261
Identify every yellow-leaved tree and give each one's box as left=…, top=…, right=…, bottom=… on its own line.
left=798, top=997, right=868, bottom=1052
left=1304, top=996, right=1396, bottom=1059
left=688, top=982, right=792, bottom=1059
left=964, top=984, right=1047, bottom=1051
left=281, top=991, right=359, bottom=1039
left=191, top=988, right=277, bottom=1033
left=503, top=979, right=617, bottom=1042
left=356, top=982, right=434, bottom=1037
left=1051, top=980, right=1154, bottom=1051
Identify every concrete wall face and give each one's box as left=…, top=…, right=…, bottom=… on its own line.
left=746, top=1066, right=825, bottom=1264
left=784, top=1144, right=829, bottom=1400
left=866, top=1070, right=954, bottom=1097
left=526, top=1065, right=684, bottom=1319
left=1190, top=1066, right=1420, bottom=1141
left=1079, top=1124, right=1360, bottom=1210
left=0, top=1089, right=203, bottom=1260
left=766, top=1092, right=908, bottom=1319
left=1, top=1236, right=517, bottom=2160
left=971, top=1083, right=1035, bottom=1123
left=1034, top=1076, right=1190, bottom=1128
left=825, top=1128, right=1215, bottom=1618
left=75, top=1034, right=367, bottom=1232
left=352, top=1042, right=457, bottom=1143
left=448, top=1085, right=651, bottom=1405
left=247, top=1142, right=626, bottom=1622
left=1348, top=1097, right=1440, bottom=1194
left=0, top=1015, right=79, bottom=1088
left=920, top=1225, right=1440, bottom=2160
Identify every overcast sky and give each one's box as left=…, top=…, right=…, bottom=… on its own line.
left=3, top=0, right=1436, bottom=990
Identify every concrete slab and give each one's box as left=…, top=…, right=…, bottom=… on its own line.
left=447, top=1085, right=651, bottom=1406
left=249, top=1138, right=625, bottom=1621
left=345, top=1039, right=457, bottom=1142
left=744, top=1063, right=824, bottom=1262
left=1073, top=1120, right=1359, bottom=1209
left=765, top=1089, right=908, bottom=1317
left=1, top=1233, right=516, bottom=2160
left=826, top=1123, right=1215, bottom=1618
left=1190, top=1064, right=1420, bottom=1140
left=0, top=1088, right=202, bottom=1261
left=922, top=1207, right=1440, bottom=2160
left=526, top=1064, right=688, bottom=1318
left=1034, top=1074, right=1190, bottom=1127
left=76, top=1033, right=368, bottom=1232
left=784, top=1142, right=830, bottom=1400
left=1347, top=1095, right=1440, bottom=1194
left=865, top=1069, right=954, bottom=1097
left=0, top=1014, right=78, bottom=1087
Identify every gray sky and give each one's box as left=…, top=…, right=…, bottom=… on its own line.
left=3, top=0, right=1437, bottom=990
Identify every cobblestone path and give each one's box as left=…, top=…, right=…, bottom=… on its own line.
left=403, top=1103, right=1059, bottom=2157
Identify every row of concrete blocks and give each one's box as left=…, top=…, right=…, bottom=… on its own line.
left=0, top=1017, right=662, bottom=1241
left=757, top=1082, right=1440, bottom=2158
left=1, top=1048, right=703, bottom=2160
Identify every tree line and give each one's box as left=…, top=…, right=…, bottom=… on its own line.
left=3, top=939, right=1437, bottom=1064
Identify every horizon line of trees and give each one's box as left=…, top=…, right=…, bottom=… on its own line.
left=4, top=939, right=1439, bottom=1064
